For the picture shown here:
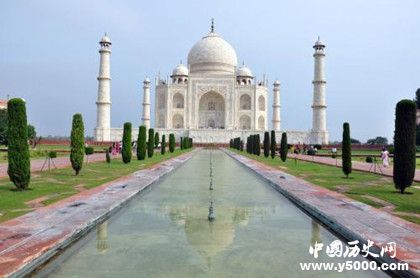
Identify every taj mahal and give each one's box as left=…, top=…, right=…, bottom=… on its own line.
left=94, top=21, right=329, bottom=144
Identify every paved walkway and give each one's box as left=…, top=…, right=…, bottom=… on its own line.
left=0, top=150, right=195, bottom=277
left=226, top=149, right=419, bottom=277
left=0, top=153, right=106, bottom=178
left=289, top=153, right=420, bottom=182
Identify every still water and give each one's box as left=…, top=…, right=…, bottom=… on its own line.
left=38, top=150, right=386, bottom=277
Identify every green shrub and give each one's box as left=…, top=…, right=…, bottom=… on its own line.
left=393, top=99, right=416, bottom=193
left=263, top=131, right=270, bottom=158
left=154, top=132, right=160, bottom=148
left=122, top=122, right=132, bottom=163
left=314, top=144, right=322, bottom=150
left=137, top=125, right=147, bottom=160
left=387, top=145, right=395, bottom=154
left=307, top=149, right=316, bottom=156
left=161, top=134, right=166, bottom=155
left=84, top=146, right=94, bottom=155
left=270, top=130, right=276, bottom=159
left=169, top=133, right=175, bottom=153
left=342, top=122, right=352, bottom=178
left=7, top=98, right=31, bottom=189
left=365, top=156, right=373, bottom=163
left=105, top=149, right=111, bottom=163
left=70, top=113, right=85, bottom=175
left=280, top=132, right=288, bottom=162
left=147, top=128, right=154, bottom=158
left=48, top=151, right=57, bottom=159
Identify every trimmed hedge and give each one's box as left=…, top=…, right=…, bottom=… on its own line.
left=263, top=131, right=270, bottom=158
left=280, top=132, right=288, bottom=162
left=70, top=113, right=85, bottom=175
left=169, top=133, right=175, bottom=153
left=137, top=125, right=147, bottom=160
left=7, top=98, right=31, bottom=189
left=270, top=130, right=276, bottom=159
left=161, top=134, right=166, bottom=155
left=393, top=99, right=416, bottom=193
left=154, top=132, right=160, bottom=148
left=147, top=128, right=154, bottom=158
left=84, top=146, right=94, bottom=155
left=122, top=122, right=132, bottom=163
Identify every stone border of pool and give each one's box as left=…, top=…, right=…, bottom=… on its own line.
left=0, top=149, right=198, bottom=278
left=223, top=149, right=420, bottom=278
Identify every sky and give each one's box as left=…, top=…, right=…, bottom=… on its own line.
left=0, top=0, right=419, bottom=142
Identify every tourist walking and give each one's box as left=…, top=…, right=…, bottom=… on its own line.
left=381, top=147, right=390, bottom=167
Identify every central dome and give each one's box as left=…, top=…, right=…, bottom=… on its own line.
left=187, top=32, right=238, bottom=74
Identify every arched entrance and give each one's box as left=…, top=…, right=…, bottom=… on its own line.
left=199, top=91, right=225, bottom=129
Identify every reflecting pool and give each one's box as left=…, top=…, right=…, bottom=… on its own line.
left=38, top=150, right=386, bottom=277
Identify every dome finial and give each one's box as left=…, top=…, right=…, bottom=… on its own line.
left=211, top=18, right=215, bottom=33
left=180, top=59, right=183, bottom=65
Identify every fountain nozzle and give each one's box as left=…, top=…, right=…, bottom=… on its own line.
left=208, top=201, right=215, bottom=221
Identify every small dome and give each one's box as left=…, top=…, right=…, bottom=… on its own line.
left=187, top=32, right=237, bottom=74
left=100, top=34, right=111, bottom=44
left=236, top=64, right=253, bottom=77
left=172, top=63, right=189, bottom=76
left=273, top=80, right=280, bottom=86
left=144, top=77, right=150, bottom=83
left=313, top=36, right=325, bottom=48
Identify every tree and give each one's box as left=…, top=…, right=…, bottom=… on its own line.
left=342, top=122, right=352, bottom=178
left=7, top=98, right=30, bottom=190
left=105, top=148, right=111, bottom=163
left=169, top=133, right=175, bottom=153
left=154, top=132, right=160, bottom=148
left=415, top=88, right=420, bottom=109
left=350, top=138, right=361, bottom=144
left=136, top=125, right=147, bottom=160
left=27, top=124, right=36, bottom=141
left=270, top=130, right=276, bottom=159
left=70, top=113, right=85, bottom=175
left=366, top=136, right=388, bottom=145
left=161, top=134, right=166, bottom=155
left=263, top=132, right=270, bottom=158
left=147, top=128, right=154, bottom=158
left=280, top=132, right=288, bottom=162
left=393, top=100, right=416, bottom=193
left=122, top=122, right=132, bottom=163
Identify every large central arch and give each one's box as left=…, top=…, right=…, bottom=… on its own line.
left=198, top=91, right=225, bottom=129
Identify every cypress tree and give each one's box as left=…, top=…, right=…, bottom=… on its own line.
left=147, top=128, right=154, bottom=158
left=393, top=100, right=416, bottom=193
left=263, top=131, right=270, bottom=158
left=183, top=136, right=188, bottom=149
left=255, top=134, right=261, bottom=156
left=161, top=134, right=166, bottom=155
left=70, top=113, right=85, bottom=175
left=180, top=137, right=183, bottom=150
left=122, top=122, right=132, bottom=163
left=270, top=130, right=276, bottom=159
left=240, top=140, right=244, bottom=151
left=106, top=148, right=111, bottom=163
left=137, top=125, right=147, bottom=160
left=280, top=132, right=288, bottom=162
left=342, top=122, right=352, bottom=178
left=154, top=132, right=160, bottom=148
left=7, top=98, right=30, bottom=189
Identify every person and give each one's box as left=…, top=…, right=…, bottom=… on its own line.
left=381, top=147, right=389, bottom=167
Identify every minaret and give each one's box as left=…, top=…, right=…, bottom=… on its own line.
left=94, top=33, right=112, bottom=142
left=272, top=80, right=281, bottom=131
left=311, top=37, right=329, bottom=144
left=142, top=77, right=151, bottom=129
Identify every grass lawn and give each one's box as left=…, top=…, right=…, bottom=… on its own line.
left=230, top=149, right=420, bottom=224
left=0, top=148, right=190, bottom=223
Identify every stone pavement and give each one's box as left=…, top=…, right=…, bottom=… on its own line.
left=0, top=150, right=195, bottom=277
left=226, top=149, right=419, bottom=277
left=0, top=153, right=106, bottom=178
left=288, top=153, right=420, bottom=182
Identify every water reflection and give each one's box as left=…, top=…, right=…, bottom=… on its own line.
left=96, top=221, right=109, bottom=253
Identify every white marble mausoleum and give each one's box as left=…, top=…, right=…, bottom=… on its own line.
left=94, top=22, right=329, bottom=144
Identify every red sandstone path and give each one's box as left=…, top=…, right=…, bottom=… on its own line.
left=0, top=153, right=105, bottom=178
left=289, top=153, right=420, bottom=182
